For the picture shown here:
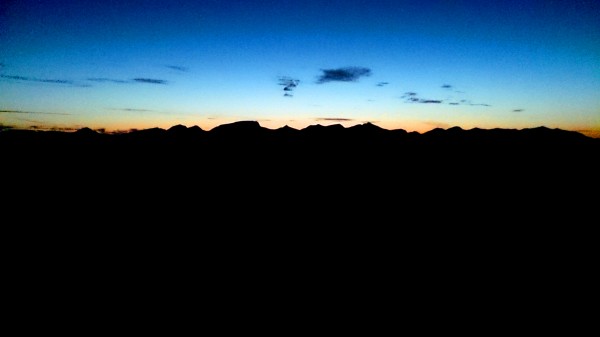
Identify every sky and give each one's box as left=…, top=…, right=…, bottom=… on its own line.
left=1, top=0, right=599, bottom=137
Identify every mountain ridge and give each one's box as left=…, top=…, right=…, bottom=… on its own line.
left=2, top=120, right=596, bottom=140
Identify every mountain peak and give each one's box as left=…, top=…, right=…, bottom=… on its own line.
left=76, top=127, right=97, bottom=135
left=168, top=124, right=188, bottom=132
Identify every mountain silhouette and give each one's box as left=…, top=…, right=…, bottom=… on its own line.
left=2, top=121, right=597, bottom=152
left=2, top=121, right=597, bottom=187
left=2, top=121, right=597, bottom=227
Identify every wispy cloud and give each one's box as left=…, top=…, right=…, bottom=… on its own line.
left=87, top=77, right=130, bottom=84
left=376, top=82, right=389, bottom=87
left=402, top=90, right=490, bottom=106
left=20, top=122, right=80, bottom=132
left=448, top=101, right=491, bottom=107
left=278, top=76, right=300, bottom=97
left=401, top=92, right=444, bottom=104
left=15, top=117, right=45, bottom=124
left=423, top=121, right=451, bottom=129
left=513, top=109, right=524, bottom=112
left=442, top=84, right=466, bottom=94
left=48, top=126, right=79, bottom=132
left=133, top=78, right=168, bottom=85
left=165, top=65, right=188, bottom=72
left=0, top=109, right=70, bottom=115
left=315, top=118, right=354, bottom=122
left=317, top=67, right=371, bottom=84
left=1, top=74, right=74, bottom=85
left=88, top=77, right=169, bottom=85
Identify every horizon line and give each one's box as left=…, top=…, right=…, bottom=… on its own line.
left=2, top=120, right=598, bottom=138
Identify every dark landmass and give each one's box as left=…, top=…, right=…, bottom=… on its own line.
left=3, top=120, right=598, bottom=149
left=2, top=121, right=597, bottom=242
left=2, top=121, right=597, bottom=216
left=2, top=121, right=598, bottom=162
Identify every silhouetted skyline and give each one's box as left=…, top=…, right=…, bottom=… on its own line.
left=1, top=0, right=599, bottom=138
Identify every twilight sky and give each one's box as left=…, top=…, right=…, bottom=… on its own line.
left=1, top=0, right=599, bottom=136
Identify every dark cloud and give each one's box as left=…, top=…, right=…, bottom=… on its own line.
left=166, top=65, right=188, bottom=72
left=0, top=109, right=70, bottom=115
left=87, top=78, right=129, bottom=84
left=401, top=92, right=443, bottom=104
left=26, top=124, right=79, bottom=132
left=315, top=118, right=354, bottom=122
left=513, top=109, right=524, bottom=112
left=1, top=74, right=74, bottom=85
left=317, top=67, right=371, bottom=84
left=376, top=82, right=389, bottom=87
left=133, top=78, right=168, bottom=84
left=400, top=90, right=489, bottom=106
left=278, top=76, right=300, bottom=97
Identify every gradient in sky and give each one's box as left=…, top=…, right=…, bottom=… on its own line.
left=1, top=0, right=599, bottom=137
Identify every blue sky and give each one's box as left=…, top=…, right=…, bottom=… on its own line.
left=1, top=0, right=599, bottom=136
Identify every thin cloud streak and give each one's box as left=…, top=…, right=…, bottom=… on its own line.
left=315, top=118, right=354, bottom=122
left=423, top=121, right=451, bottom=129
left=87, top=78, right=130, bottom=84
left=166, top=65, right=188, bottom=72
left=1, top=74, right=74, bottom=85
left=88, top=78, right=169, bottom=85
left=0, top=110, right=71, bottom=115
left=133, top=78, right=168, bottom=84
left=401, top=92, right=444, bottom=104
